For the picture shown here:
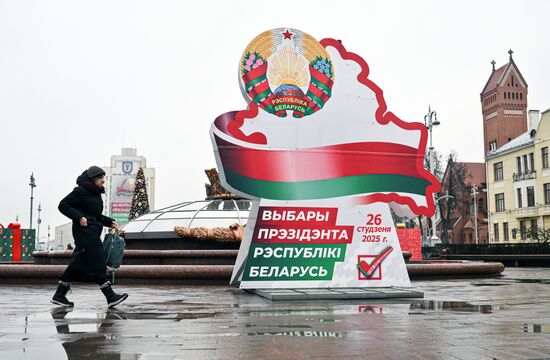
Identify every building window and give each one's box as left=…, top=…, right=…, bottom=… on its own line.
left=479, top=197, right=484, bottom=211
left=517, top=156, right=522, bottom=174
left=543, top=147, right=549, bottom=168
left=520, top=93, right=523, bottom=100
left=529, top=153, right=535, bottom=172
left=517, top=188, right=523, bottom=208
left=545, top=183, right=550, bottom=204
left=495, top=193, right=505, bottom=212
left=494, top=223, right=499, bottom=242
left=527, top=186, right=535, bottom=207
left=520, top=220, right=527, bottom=240
left=523, top=155, right=528, bottom=173
left=503, top=222, right=509, bottom=242
left=531, top=219, right=538, bottom=239
left=489, top=140, right=497, bottom=151
left=494, top=162, right=504, bottom=181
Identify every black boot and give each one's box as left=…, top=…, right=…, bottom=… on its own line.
left=100, top=282, right=128, bottom=308
left=51, top=281, right=74, bottom=307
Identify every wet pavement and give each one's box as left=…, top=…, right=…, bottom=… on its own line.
left=1, top=268, right=550, bottom=359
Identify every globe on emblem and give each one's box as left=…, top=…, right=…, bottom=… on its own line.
left=273, top=84, right=305, bottom=99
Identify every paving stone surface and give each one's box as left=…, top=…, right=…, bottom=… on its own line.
left=1, top=268, right=550, bottom=359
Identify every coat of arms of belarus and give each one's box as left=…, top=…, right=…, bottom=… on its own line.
left=211, top=28, right=440, bottom=290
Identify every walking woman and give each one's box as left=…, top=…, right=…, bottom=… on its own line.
left=51, top=166, right=128, bottom=308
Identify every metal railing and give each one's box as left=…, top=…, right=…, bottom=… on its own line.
left=513, top=170, right=537, bottom=181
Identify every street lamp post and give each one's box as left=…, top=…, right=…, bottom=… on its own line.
left=29, top=173, right=36, bottom=230
left=471, top=186, right=479, bottom=244
left=424, top=106, right=440, bottom=245
left=37, top=202, right=42, bottom=249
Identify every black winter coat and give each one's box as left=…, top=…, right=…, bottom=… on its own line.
left=58, top=174, right=114, bottom=271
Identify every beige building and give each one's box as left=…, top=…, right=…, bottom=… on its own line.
left=487, top=109, right=550, bottom=243
left=53, top=222, right=74, bottom=250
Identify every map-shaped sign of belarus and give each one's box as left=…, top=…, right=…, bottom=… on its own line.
left=211, top=28, right=440, bottom=289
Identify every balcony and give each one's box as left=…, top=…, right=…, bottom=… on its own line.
left=515, top=207, right=539, bottom=218
left=513, top=170, right=537, bottom=182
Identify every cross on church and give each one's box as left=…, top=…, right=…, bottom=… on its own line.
left=508, top=49, right=514, bottom=60
left=491, top=60, right=496, bottom=71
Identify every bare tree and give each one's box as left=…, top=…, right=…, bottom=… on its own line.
left=420, top=149, right=444, bottom=243
left=438, top=153, right=471, bottom=244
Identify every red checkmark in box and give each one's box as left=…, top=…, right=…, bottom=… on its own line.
left=357, top=246, right=393, bottom=280
left=357, top=255, right=382, bottom=280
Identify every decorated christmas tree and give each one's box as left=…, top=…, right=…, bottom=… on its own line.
left=129, top=167, right=150, bottom=221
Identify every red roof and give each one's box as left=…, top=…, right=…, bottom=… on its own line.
left=481, top=64, right=507, bottom=94
left=457, top=162, right=486, bottom=187
left=481, top=59, right=528, bottom=94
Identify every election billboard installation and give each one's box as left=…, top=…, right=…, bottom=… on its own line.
left=211, top=28, right=440, bottom=289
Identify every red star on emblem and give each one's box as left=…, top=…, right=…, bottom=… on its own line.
left=282, top=30, right=293, bottom=39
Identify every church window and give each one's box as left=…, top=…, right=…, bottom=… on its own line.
left=504, top=93, right=507, bottom=99
left=520, top=93, right=523, bottom=100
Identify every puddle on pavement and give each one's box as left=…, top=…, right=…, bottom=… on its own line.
left=142, top=299, right=239, bottom=308
left=472, top=283, right=508, bottom=287
left=248, top=330, right=346, bottom=337
left=408, top=300, right=496, bottom=314
left=522, top=324, right=550, bottom=333
left=245, top=323, right=312, bottom=328
left=509, top=278, right=550, bottom=284
left=305, top=318, right=339, bottom=322
left=239, top=309, right=337, bottom=317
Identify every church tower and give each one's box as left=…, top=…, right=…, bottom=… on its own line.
left=481, top=50, right=528, bottom=155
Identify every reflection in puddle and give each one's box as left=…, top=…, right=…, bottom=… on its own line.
left=358, top=306, right=383, bottom=314
left=523, top=324, right=550, bottom=333
left=248, top=331, right=345, bottom=337
left=240, top=309, right=335, bottom=317
left=510, top=278, right=550, bottom=284
left=304, top=318, right=338, bottom=323
left=409, top=301, right=496, bottom=314
left=245, top=324, right=311, bottom=328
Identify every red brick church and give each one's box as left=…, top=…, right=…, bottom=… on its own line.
left=436, top=50, right=528, bottom=244
left=481, top=50, right=529, bottom=155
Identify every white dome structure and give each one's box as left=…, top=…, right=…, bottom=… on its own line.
left=124, top=199, right=251, bottom=234
left=122, top=199, right=251, bottom=248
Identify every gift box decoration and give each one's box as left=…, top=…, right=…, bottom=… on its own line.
left=0, top=224, right=35, bottom=262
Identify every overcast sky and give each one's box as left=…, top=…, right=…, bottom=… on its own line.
left=1, top=0, right=549, bottom=238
